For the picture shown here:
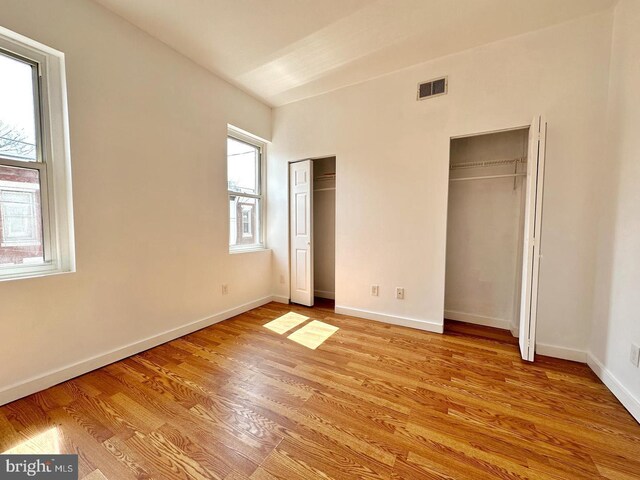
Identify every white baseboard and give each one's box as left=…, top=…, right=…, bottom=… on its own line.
left=335, top=305, right=443, bottom=334
left=510, top=324, right=519, bottom=338
left=587, top=353, right=640, bottom=423
left=536, top=343, right=587, bottom=363
left=270, top=295, right=290, bottom=304
left=314, top=290, right=335, bottom=300
left=444, top=310, right=511, bottom=330
left=446, top=312, right=588, bottom=364
left=0, top=295, right=277, bottom=407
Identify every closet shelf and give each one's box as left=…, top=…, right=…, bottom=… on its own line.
left=315, top=173, right=336, bottom=181
left=449, top=156, right=526, bottom=170
left=449, top=173, right=526, bottom=182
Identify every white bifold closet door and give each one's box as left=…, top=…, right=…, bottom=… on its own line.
left=289, top=160, right=314, bottom=306
left=519, top=116, right=547, bottom=361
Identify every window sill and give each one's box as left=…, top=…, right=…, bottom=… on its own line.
left=229, top=246, right=271, bottom=255
left=0, top=264, right=74, bottom=282
left=1, top=244, right=41, bottom=248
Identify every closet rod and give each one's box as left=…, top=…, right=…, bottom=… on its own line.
left=314, top=187, right=336, bottom=192
left=449, top=173, right=526, bottom=182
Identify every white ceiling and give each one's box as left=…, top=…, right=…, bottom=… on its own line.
left=93, top=0, right=616, bottom=106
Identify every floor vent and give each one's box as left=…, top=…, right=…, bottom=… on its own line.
left=417, top=76, right=448, bottom=100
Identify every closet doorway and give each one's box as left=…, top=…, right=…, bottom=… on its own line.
left=445, top=117, right=546, bottom=361
left=289, top=157, right=336, bottom=308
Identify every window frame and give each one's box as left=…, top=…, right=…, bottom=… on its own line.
left=227, top=126, right=266, bottom=253
left=0, top=27, right=75, bottom=281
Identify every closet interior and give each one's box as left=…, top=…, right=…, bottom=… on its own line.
left=313, top=157, right=336, bottom=301
left=445, top=128, right=529, bottom=333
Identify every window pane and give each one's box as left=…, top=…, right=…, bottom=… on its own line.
left=0, top=51, right=38, bottom=161
left=227, top=137, right=258, bottom=194
left=229, top=195, right=260, bottom=247
left=0, top=165, right=44, bottom=266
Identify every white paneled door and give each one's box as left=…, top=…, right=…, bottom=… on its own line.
left=290, top=160, right=314, bottom=306
left=519, top=116, right=547, bottom=361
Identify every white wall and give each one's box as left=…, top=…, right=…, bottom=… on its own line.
left=313, top=157, right=336, bottom=299
left=445, top=130, right=527, bottom=330
left=0, top=0, right=272, bottom=405
left=589, top=0, right=640, bottom=421
left=269, top=12, right=612, bottom=345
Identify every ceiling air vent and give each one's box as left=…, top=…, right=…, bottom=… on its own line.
left=417, top=76, right=448, bottom=100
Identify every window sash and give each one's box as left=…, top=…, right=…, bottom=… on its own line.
left=227, top=136, right=261, bottom=196
left=228, top=194, right=261, bottom=247
left=0, top=158, right=52, bottom=265
left=0, top=48, right=43, bottom=164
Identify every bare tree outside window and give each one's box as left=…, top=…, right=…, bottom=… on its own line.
left=0, top=121, right=36, bottom=160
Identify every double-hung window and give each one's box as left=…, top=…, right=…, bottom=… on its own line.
left=227, top=127, right=264, bottom=251
left=0, top=27, right=74, bottom=280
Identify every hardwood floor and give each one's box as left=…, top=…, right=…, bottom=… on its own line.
left=1, top=301, right=639, bottom=479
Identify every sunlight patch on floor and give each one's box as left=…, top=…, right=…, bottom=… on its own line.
left=3, top=427, right=60, bottom=454
left=263, top=311, right=310, bottom=334
left=83, top=469, right=108, bottom=480
left=287, top=320, right=339, bottom=350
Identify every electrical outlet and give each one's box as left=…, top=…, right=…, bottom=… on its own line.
left=396, top=287, right=404, bottom=300
left=631, top=343, right=640, bottom=368
left=371, top=285, right=379, bottom=297
left=222, top=284, right=229, bottom=295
